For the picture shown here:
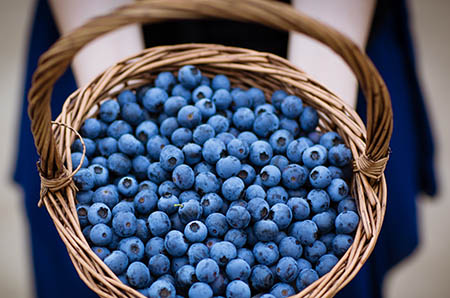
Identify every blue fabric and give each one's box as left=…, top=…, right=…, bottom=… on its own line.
left=14, top=0, right=436, bottom=297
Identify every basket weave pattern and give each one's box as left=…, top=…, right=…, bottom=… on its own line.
left=27, top=1, right=392, bottom=297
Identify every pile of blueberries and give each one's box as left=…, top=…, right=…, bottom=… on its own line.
left=73, top=65, right=359, bottom=298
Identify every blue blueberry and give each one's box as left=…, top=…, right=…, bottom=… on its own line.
left=192, top=85, right=213, bottom=103
left=73, top=138, right=96, bottom=157
left=191, top=124, right=214, bottom=146
left=280, top=95, right=303, bottom=119
left=104, top=250, right=128, bottom=274
left=195, top=258, right=219, bottom=283
left=207, top=115, right=230, bottom=134
left=81, top=118, right=102, bottom=139
left=237, top=131, right=258, bottom=147
left=91, top=156, right=107, bottom=167
left=266, top=186, right=288, bottom=206
left=205, top=213, right=229, bottom=237
left=319, top=132, right=343, bottom=149
left=232, top=107, right=255, bottom=131
left=170, top=165, right=194, bottom=190
left=247, top=198, right=269, bottom=221
left=117, top=176, right=138, bottom=197
left=335, top=210, right=359, bottom=234
left=249, top=140, right=273, bottom=166
left=215, top=157, right=241, bottom=180
left=253, top=242, right=279, bottom=266
left=170, top=213, right=184, bottom=232
left=135, top=120, right=158, bottom=143
left=289, top=220, right=318, bottom=246
left=319, top=233, right=336, bottom=251
left=195, top=172, right=220, bottom=195
left=211, top=75, right=230, bottom=91
left=178, top=65, right=202, bottom=89
left=118, top=237, right=144, bottom=262
left=309, top=165, right=332, bottom=188
left=71, top=152, right=89, bottom=169
left=296, top=259, right=312, bottom=272
left=73, top=168, right=95, bottom=191
left=250, top=265, right=274, bottom=291
left=107, top=153, right=131, bottom=176
left=157, top=194, right=179, bottom=215
left=90, top=223, right=112, bottom=246
left=132, top=190, right=156, bottom=215
left=112, top=201, right=134, bottom=216
left=187, top=243, right=209, bottom=266
left=121, top=102, right=143, bottom=125
left=287, top=197, right=310, bottom=221
left=164, top=230, right=188, bottom=257
left=189, top=282, right=213, bottom=298
left=275, top=257, right=300, bottom=283
left=302, top=145, right=327, bottom=168
left=136, top=218, right=151, bottom=242
left=306, top=189, right=330, bottom=213
left=327, top=178, right=349, bottom=202
left=254, top=220, right=279, bottom=241
left=226, top=206, right=250, bottom=229
left=146, top=135, right=169, bottom=160
left=201, top=193, right=223, bottom=217
left=210, top=241, right=237, bottom=266
left=231, top=89, right=252, bottom=110
left=211, top=88, right=232, bottom=111
left=260, top=165, right=281, bottom=187
left=235, top=248, right=254, bottom=268
left=172, top=83, right=192, bottom=102
left=274, top=231, right=288, bottom=245
left=99, top=99, right=120, bottom=123
left=182, top=143, right=202, bottom=165
left=179, top=191, right=201, bottom=203
left=328, top=165, right=343, bottom=179
left=279, top=118, right=300, bottom=138
left=328, top=144, right=352, bottom=166
left=92, top=186, right=118, bottom=210
left=117, top=90, right=136, bottom=106
left=195, top=98, right=216, bottom=118
left=164, top=96, right=188, bottom=116
left=279, top=236, right=303, bottom=259
left=88, top=203, right=111, bottom=225
left=184, top=220, right=208, bottom=243
left=159, top=145, right=184, bottom=171
left=178, top=199, right=203, bottom=224
left=107, top=120, right=133, bottom=140
left=337, top=197, right=357, bottom=213
left=332, top=234, right=354, bottom=257
left=202, top=138, right=226, bottom=164
left=296, top=268, right=319, bottom=291
left=77, top=191, right=93, bottom=205
left=286, top=138, right=310, bottom=163
left=245, top=185, right=266, bottom=201
left=268, top=203, right=293, bottom=230
left=226, top=280, right=250, bottom=298
left=245, top=87, right=265, bottom=108
left=118, top=134, right=144, bottom=156
left=216, top=132, right=235, bottom=146
left=270, top=90, right=287, bottom=110
left=224, top=229, right=247, bottom=249
left=312, top=211, right=335, bottom=233
left=155, top=71, right=176, bottom=91
left=143, top=87, right=169, bottom=113
left=148, top=211, right=171, bottom=236
left=145, top=237, right=165, bottom=258
left=270, top=283, right=295, bottom=298
left=260, top=295, right=276, bottom=298
left=299, top=106, right=319, bottom=132
left=112, top=211, right=137, bottom=237
left=269, top=130, right=293, bottom=154
left=176, top=105, right=202, bottom=129
left=147, top=162, right=170, bottom=184
left=316, top=254, right=338, bottom=277
left=160, top=117, right=179, bottom=138
left=172, top=256, right=189, bottom=274
left=149, top=279, right=176, bottom=298
left=176, top=264, right=197, bottom=289
left=149, top=254, right=171, bottom=276
left=304, top=240, right=327, bottom=263
left=253, top=112, right=279, bottom=137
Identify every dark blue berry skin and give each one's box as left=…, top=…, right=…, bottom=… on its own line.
left=249, top=140, right=273, bottom=166
left=281, top=164, right=308, bottom=190
left=104, top=250, right=128, bottom=275
left=269, top=203, right=293, bottom=230
left=160, top=145, right=184, bottom=171
left=216, top=132, right=235, bottom=146
left=170, top=213, right=184, bottom=232
left=286, top=138, right=310, bottom=163
left=157, top=194, right=179, bottom=215
left=238, top=131, right=258, bottom=147
left=309, top=165, right=332, bottom=189
left=189, top=282, right=213, bottom=298
left=296, top=259, right=312, bottom=272
left=177, top=105, right=202, bottom=129
left=112, top=201, right=134, bottom=217
left=99, top=99, right=120, bottom=123
left=73, top=168, right=95, bottom=191
left=145, top=237, right=165, bottom=258
left=286, top=197, right=310, bottom=221
left=73, top=138, right=96, bottom=157
left=280, top=95, right=303, bottom=119
left=172, top=83, right=192, bottom=102
left=212, top=89, right=232, bottom=111
left=279, top=236, right=303, bottom=259
left=270, top=283, right=296, bottom=298
left=178, top=199, right=203, bottom=224
left=312, top=211, right=335, bottom=233
left=77, top=191, right=93, bottom=205
left=176, top=264, right=197, bottom=289
left=210, top=241, right=237, bottom=266
left=222, top=177, right=245, bottom=201
left=255, top=103, right=276, bottom=116
left=192, top=85, right=213, bottom=103
left=147, top=162, right=170, bottom=184
left=269, top=130, right=294, bottom=154
left=270, top=90, right=288, bottom=110
left=135, top=218, right=151, bottom=242
left=195, top=258, right=220, bottom=283
left=226, top=280, right=251, bottom=298
left=201, top=193, right=223, bottom=217
left=266, top=186, right=289, bottom=206
left=235, top=249, right=254, bottom=268
left=164, top=96, right=188, bottom=116
left=178, top=65, right=202, bottom=89
left=332, top=234, right=354, bottom=257
left=155, top=71, right=176, bottom=91
left=71, top=152, right=89, bottom=169
left=136, top=120, right=158, bottom=143
left=121, top=102, right=143, bottom=125
left=260, top=295, right=276, bottom=298
left=279, top=118, right=300, bottom=138
left=131, top=155, right=150, bottom=180
left=184, top=220, right=208, bottom=243
left=171, top=127, right=193, bottom=148
left=195, top=98, right=216, bottom=118
left=148, top=211, right=171, bottom=236
left=107, top=120, right=133, bottom=140
left=328, top=144, right=352, bottom=166
left=202, top=138, right=226, bottom=164
left=299, top=106, right=319, bottom=132
left=211, top=74, right=230, bottom=91
left=226, top=206, right=251, bottom=229
left=164, top=230, right=189, bottom=257
left=247, top=198, right=269, bottom=222
left=304, top=240, right=327, bottom=263
left=193, top=124, right=215, bottom=145
left=133, top=190, right=158, bottom=214
left=139, top=181, right=158, bottom=193
left=327, top=178, right=349, bottom=202
left=146, top=135, right=169, bottom=160
left=289, top=220, right=318, bottom=246
left=338, top=197, right=357, bottom=213
left=90, top=223, right=113, bottom=246
left=206, top=213, right=229, bottom=237
left=229, top=200, right=248, bottom=209
left=118, top=237, right=145, bottom=262
left=82, top=225, right=93, bottom=243
left=245, top=185, right=266, bottom=201
left=182, top=143, right=202, bottom=166
left=274, top=231, right=287, bottom=245
left=328, top=166, right=343, bottom=179
left=254, top=220, right=279, bottom=241
left=224, top=229, right=247, bottom=249
left=316, top=254, right=338, bottom=277
left=187, top=243, right=209, bottom=266
left=91, top=156, right=107, bottom=167
left=149, top=254, right=171, bottom=276
left=149, top=279, right=176, bottom=298
left=143, top=87, right=169, bottom=113
left=112, top=211, right=137, bottom=237
left=275, top=257, right=300, bottom=283
left=253, top=242, right=279, bottom=266
left=171, top=164, right=195, bottom=190
left=160, top=117, right=179, bottom=138
left=118, top=134, right=144, bottom=156
left=107, top=153, right=132, bottom=176
left=159, top=274, right=176, bottom=286
left=231, top=89, right=252, bottom=110
left=179, top=191, right=201, bottom=203
left=296, top=268, right=319, bottom=291
left=172, top=256, right=189, bottom=274
left=81, top=118, right=102, bottom=139
left=250, top=265, right=275, bottom=291
left=260, top=165, right=282, bottom=187
left=320, top=132, right=343, bottom=149
left=235, top=164, right=254, bottom=186
left=302, top=145, right=328, bottom=169
left=195, top=171, right=220, bottom=195
left=306, top=189, right=330, bottom=213
left=335, top=210, right=359, bottom=234
left=117, top=176, right=139, bottom=197
left=88, top=203, right=111, bottom=225
left=319, top=233, right=336, bottom=252
left=232, top=107, right=255, bottom=131
left=117, top=90, right=137, bottom=106
left=246, top=87, right=265, bottom=108
left=226, top=138, right=248, bottom=160
left=253, top=112, right=280, bottom=138
left=207, top=115, right=230, bottom=134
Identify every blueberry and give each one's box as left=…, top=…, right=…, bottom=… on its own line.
left=171, top=127, right=193, bottom=148
left=121, top=102, right=143, bottom=125
left=195, top=98, right=216, bottom=118
left=135, top=120, right=158, bottom=143
left=171, top=164, right=195, bottom=190
left=327, top=178, right=349, bottom=202
left=260, top=295, right=276, bottom=298
left=91, top=156, right=107, bottom=167
left=210, top=241, right=237, bottom=266
left=247, top=198, right=269, bottom=221
left=319, top=233, right=336, bottom=252
left=211, top=75, right=230, bottom=91
left=155, top=71, right=176, bottom=91
left=179, top=191, right=201, bottom=203
left=187, top=243, right=209, bottom=266
left=270, top=283, right=295, bottom=298
left=216, top=132, right=235, bottom=146
left=231, top=89, right=252, bottom=109
left=296, top=268, right=319, bottom=291
left=274, top=231, right=288, bottom=245
left=148, top=279, right=176, bottom=298
left=268, top=203, right=293, bottom=230
left=112, top=201, right=134, bottom=216
left=253, top=242, right=279, bottom=266
left=176, top=264, right=197, bottom=289
left=90, top=223, right=112, bottom=246
left=77, top=191, right=93, bottom=205
left=226, top=139, right=248, bottom=161
left=286, top=138, right=310, bottom=163
left=320, top=132, right=343, bottom=149
left=146, top=135, right=169, bottom=160
left=160, top=117, right=179, bottom=138
left=112, top=211, right=137, bottom=237
left=172, top=83, right=192, bottom=102
left=249, top=140, right=273, bottom=166
left=237, top=131, right=258, bottom=147
left=253, top=112, right=279, bottom=137
left=279, top=236, right=303, bottom=259
left=255, top=103, right=276, bottom=116
left=107, top=153, right=131, bottom=176
left=266, top=186, right=288, bottom=206
left=289, top=220, right=318, bottom=246
left=335, top=210, right=359, bottom=234
left=202, top=138, right=226, bottom=164
left=130, top=155, right=150, bottom=179
left=118, top=134, right=144, bottom=156
left=328, top=166, right=343, bottom=179
left=224, top=229, right=247, bottom=249
left=316, top=254, right=338, bottom=277
left=158, top=180, right=181, bottom=197
left=280, top=95, right=303, bottom=119
left=189, top=282, right=213, bottom=298
left=149, top=254, right=171, bottom=276
left=164, top=230, right=188, bottom=257
left=309, top=165, right=332, bottom=188
left=250, top=265, right=274, bottom=291
left=254, top=220, right=279, bottom=241
left=88, top=203, right=111, bottom=225
left=205, top=213, right=229, bottom=237
left=270, top=90, right=288, bottom=110
left=299, top=106, right=319, bottom=132
left=107, top=120, right=133, bottom=140
left=118, top=237, right=144, bottom=262
left=232, top=107, right=255, bottom=131
left=260, top=165, right=281, bottom=187
left=306, top=189, right=330, bottom=213
left=91, top=186, right=117, bottom=209
left=287, top=197, right=310, bottom=221
left=304, top=240, right=327, bottom=263
left=164, top=96, right=188, bottom=117
left=147, top=162, right=170, bottom=184
left=338, top=197, right=357, bottom=213
left=201, top=193, right=223, bottom=217
left=148, top=211, right=171, bottom=236
left=143, top=87, right=169, bottom=113
left=179, top=65, right=202, bottom=89
left=170, top=213, right=184, bottom=232
left=136, top=218, right=151, bottom=242
left=185, top=220, right=208, bottom=243
left=245, top=87, right=265, bottom=108
left=226, top=280, right=251, bottom=298
left=191, top=124, right=215, bottom=147
left=178, top=199, right=203, bottom=224
left=96, top=138, right=117, bottom=157
left=312, top=211, right=335, bottom=233
left=192, top=85, right=213, bottom=103
left=117, top=90, right=137, bottom=106
left=172, top=256, right=189, bottom=274
left=145, top=237, right=165, bottom=258
left=73, top=168, right=95, bottom=191
left=207, top=115, right=230, bottom=134
left=81, top=118, right=102, bottom=139
left=117, top=176, right=139, bottom=197
left=99, top=99, right=120, bottom=123
left=182, top=143, right=202, bottom=165
left=195, top=258, right=220, bottom=283
left=157, top=194, right=179, bottom=215
left=302, top=145, right=327, bottom=169
left=245, top=185, right=266, bottom=201
left=104, top=250, right=128, bottom=274
left=226, top=206, right=251, bottom=229
left=269, top=130, right=293, bottom=154
left=279, top=118, right=300, bottom=138
left=236, top=248, right=254, bottom=267
left=328, top=144, right=352, bottom=166
left=221, top=177, right=244, bottom=201
left=159, top=145, right=184, bottom=171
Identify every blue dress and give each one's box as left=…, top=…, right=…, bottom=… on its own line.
left=15, top=0, right=436, bottom=297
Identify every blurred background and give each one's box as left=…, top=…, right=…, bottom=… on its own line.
left=0, top=0, right=449, bottom=297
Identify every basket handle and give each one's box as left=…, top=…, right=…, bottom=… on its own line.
left=28, top=0, right=392, bottom=178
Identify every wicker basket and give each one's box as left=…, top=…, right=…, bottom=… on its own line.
left=28, top=0, right=392, bottom=297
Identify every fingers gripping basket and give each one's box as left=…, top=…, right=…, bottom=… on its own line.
left=28, top=0, right=393, bottom=297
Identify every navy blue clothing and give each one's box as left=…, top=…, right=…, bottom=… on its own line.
left=15, top=0, right=436, bottom=297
